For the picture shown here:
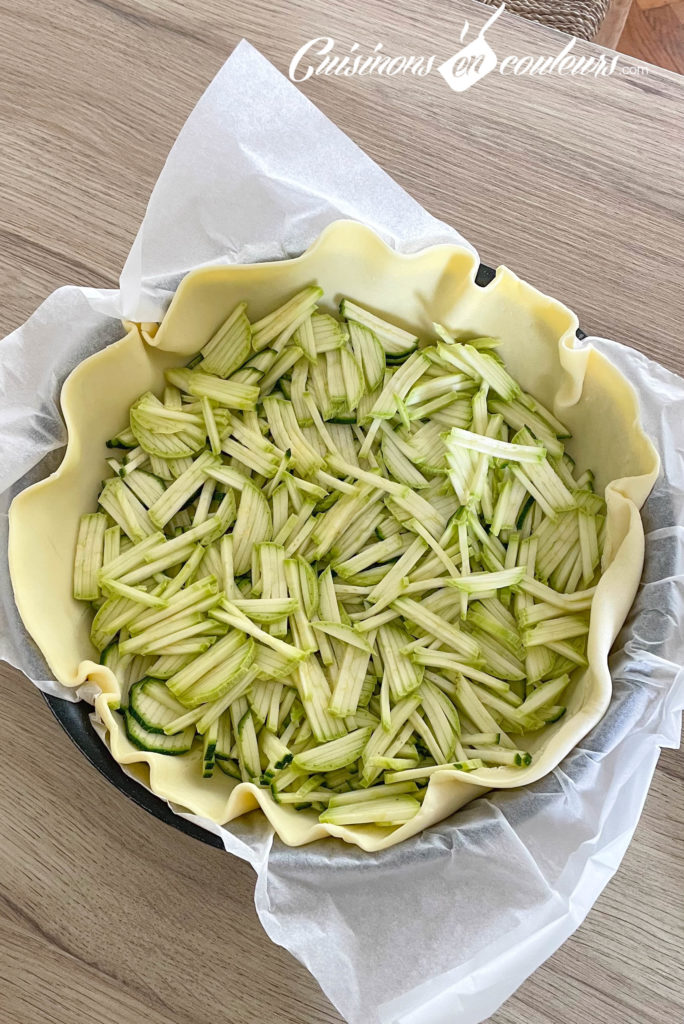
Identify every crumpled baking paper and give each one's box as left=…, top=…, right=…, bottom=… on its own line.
left=1, top=39, right=682, bottom=1024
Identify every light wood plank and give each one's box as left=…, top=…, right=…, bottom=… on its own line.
left=0, top=0, right=682, bottom=374
left=0, top=665, right=344, bottom=1024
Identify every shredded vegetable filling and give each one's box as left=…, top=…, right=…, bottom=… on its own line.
left=73, top=287, right=605, bottom=831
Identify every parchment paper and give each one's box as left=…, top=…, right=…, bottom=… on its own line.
left=1, top=40, right=682, bottom=1024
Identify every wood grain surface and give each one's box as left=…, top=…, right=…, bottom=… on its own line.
left=619, top=0, right=684, bottom=73
left=596, top=0, right=634, bottom=47
left=1, top=2, right=683, bottom=1023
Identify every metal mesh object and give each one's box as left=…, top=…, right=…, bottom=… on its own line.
left=480, top=0, right=612, bottom=40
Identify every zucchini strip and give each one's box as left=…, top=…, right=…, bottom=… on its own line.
left=73, top=513, right=107, bottom=601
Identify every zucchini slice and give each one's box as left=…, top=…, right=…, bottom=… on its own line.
left=128, top=677, right=190, bottom=733
left=123, top=710, right=195, bottom=754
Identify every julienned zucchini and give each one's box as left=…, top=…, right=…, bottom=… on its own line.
left=202, top=718, right=219, bottom=777
left=340, top=299, right=418, bottom=359
left=73, top=283, right=607, bottom=833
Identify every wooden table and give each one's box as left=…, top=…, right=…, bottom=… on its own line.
left=1, top=2, right=683, bottom=1022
